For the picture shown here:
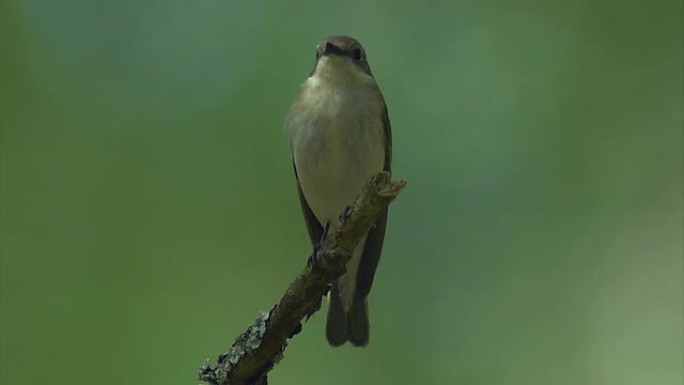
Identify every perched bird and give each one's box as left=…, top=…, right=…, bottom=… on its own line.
left=285, top=36, right=392, bottom=346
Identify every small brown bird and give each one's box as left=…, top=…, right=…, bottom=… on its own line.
left=285, top=36, right=392, bottom=346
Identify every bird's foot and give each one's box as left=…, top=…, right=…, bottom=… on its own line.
left=338, top=205, right=352, bottom=224
left=308, top=222, right=331, bottom=268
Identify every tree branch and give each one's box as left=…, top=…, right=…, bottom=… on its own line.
left=199, top=172, right=407, bottom=385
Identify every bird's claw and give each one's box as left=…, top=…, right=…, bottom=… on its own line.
left=338, top=205, right=352, bottom=224
left=308, top=222, right=331, bottom=268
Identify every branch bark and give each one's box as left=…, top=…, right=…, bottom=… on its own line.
left=199, top=172, right=406, bottom=385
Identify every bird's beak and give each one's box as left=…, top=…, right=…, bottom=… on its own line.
left=323, top=42, right=342, bottom=56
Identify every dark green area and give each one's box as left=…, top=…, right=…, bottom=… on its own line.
left=1, top=1, right=682, bottom=384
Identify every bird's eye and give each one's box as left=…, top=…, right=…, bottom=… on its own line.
left=351, top=48, right=363, bottom=61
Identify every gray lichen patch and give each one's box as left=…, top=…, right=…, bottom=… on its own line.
left=200, top=310, right=272, bottom=384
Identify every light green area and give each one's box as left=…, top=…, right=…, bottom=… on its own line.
left=1, top=1, right=682, bottom=384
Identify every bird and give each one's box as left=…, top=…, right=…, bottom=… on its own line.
left=285, top=35, right=392, bottom=346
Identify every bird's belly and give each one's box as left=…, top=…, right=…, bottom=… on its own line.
left=293, top=119, right=384, bottom=227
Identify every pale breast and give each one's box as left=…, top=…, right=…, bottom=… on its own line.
left=288, top=78, right=386, bottom=226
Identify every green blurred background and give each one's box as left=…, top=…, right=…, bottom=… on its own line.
left=1, top=0, right=682, bottom=384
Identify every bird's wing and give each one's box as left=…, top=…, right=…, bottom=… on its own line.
left=355, top=103, right=392, bottom=298
left=293, top=159, right=324, bottom=246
